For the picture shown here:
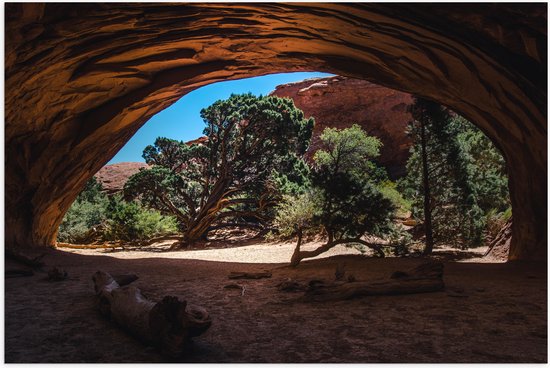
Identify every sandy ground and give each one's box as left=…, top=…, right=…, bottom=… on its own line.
left=5, top=241, right=547, bottom=363
left=60, top=240, right=372, bottom=263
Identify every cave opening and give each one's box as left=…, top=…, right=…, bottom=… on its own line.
left=55, top=72, right=512, bottom=264
left=5, top=3, right=546, bottom=363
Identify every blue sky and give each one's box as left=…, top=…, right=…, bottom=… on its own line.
left=109, top=72, right=334, bottom=164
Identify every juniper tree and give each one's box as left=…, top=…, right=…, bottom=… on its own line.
left=274, top=125, right=396, bottom=266
left=400, top=97, right=508, bottom=251
left=125, top=93, right=313, bottom=247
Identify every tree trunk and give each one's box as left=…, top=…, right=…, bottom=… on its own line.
left=420, top=115, right=434, bottom=255
left=290, top=236, right=386, bottom=266
left=303, top=261, right=444, bottom=302
left=290, top=237, right=339, bottom=267
left=290, top=229, right=304, bottom=267
left=92, top=271, right=211, bottom=357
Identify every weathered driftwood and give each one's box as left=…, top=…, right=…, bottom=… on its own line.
left=135, top=235, right=185, bottom=247
left=228, top=271, right=272, bottom=279
left=56, top=242, right=119, bottom=250
left=302, top=261, right=445, bottom=302
left=112, top=273, right=139, bottom=286
left=92, top=271, right=211, bottom=357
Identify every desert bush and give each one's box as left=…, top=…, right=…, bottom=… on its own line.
left=57, top=178, right=109, bottom=243
left=377, top=180, right=411, bottom=217
left=57, top=196, right=109, bottom=243
left=274, top=125, right=397, bottom=266
left=104, top=196, right=179, bottom=241
left=57, top=178, right=178, bottom=243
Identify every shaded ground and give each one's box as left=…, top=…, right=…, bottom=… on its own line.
left=5, top=243, right=547, bottom=363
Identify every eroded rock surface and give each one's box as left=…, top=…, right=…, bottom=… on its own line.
left=94, top=162, right=149, bottom=195
left=5, top=3, right=546, bottom=260
left=271, top=76, right=413, bottom=178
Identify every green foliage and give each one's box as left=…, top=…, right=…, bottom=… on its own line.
left=310, top=124, right=395, bottom=240
left=313, top=124, right=382, bottom=175
left=57, top=177, right=109, bottom=243
left=103, top=196, right=178, bottom=241
left=57, top=178, right=178, bottom=243
left=125, top=93, right=314, bottom=244
left=377, top=180, right=411, bottom=217
left=485, top=207, right=512, bottom=240
left=400, top=98, right=510, bottom=248
left=274, top=125, right=397, bottom=263
left=273, top=192, right=321, bottom=239
left=57, top=196, right=109, bottom=243
left=455, top=119, right=509, bottom=213
left=268, top=153, right=311, bottom=196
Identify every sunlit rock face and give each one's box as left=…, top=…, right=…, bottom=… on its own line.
left=94, top=162, right=149, bottom=195
left=5, top=3, right=546, bottom=261
left=271, top=76, right=413, bottom=178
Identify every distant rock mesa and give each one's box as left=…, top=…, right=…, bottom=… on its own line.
left=94, top=162, right=148, bottom=195
left=270, top=76, right=414, bottom=178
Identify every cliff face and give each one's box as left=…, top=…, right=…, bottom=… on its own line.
left=94, top=162, right=148, bottom=195
left=4, top=3, right=546, bottom=260
left=271, top=76, right=413, bottom=178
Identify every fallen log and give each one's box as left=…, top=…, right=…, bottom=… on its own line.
left=302, top=261, right=445, bottom=302
left=56, top=242, right=125, bottom=250
left=228, top=271, right=272, bottom=279
left=112, top=273, right=139, bottom=286
left=135, top=235, right=185, bottom=247
left=92, top=271, right=211, bottom=357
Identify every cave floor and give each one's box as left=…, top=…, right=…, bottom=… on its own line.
left=5, top=246, right=547, bottom=363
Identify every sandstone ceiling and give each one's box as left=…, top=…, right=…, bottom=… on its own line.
left=5, top=3, right=547, bottom=260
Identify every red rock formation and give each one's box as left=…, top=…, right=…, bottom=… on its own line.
left=271, top=76, right=413, bottom=178
left=186, top=136, right=208, bottom=146
left=485, top=219, right=513, bottom=262
left=94, top=162, right=149, bottom=195
left=4, top=4, right=546, bottom=261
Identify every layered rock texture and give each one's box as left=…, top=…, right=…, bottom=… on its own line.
left=5, top=4, right=546, bottom=261
left=271, top=76, right=413, bottom=178
left=94, top=162, right=148, bottom=195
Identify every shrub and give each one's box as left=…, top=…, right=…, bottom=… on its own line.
left=377, top=180, right=411, bottom=217
left=57, top=198, right=109, bottom=243
left=104, top=196, right=179, bottom=241
left=57, top=178, right=178, bottom=243
left=57, top=178, right=109, bottom=243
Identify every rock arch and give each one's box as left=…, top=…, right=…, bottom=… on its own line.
left=5, top=3, right=546, bottom=260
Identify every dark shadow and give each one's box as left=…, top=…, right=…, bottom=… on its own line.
left=5, top=247, right=547, bottom=363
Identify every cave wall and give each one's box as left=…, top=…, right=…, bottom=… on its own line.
left=5, top=3, right=546, bottom=260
